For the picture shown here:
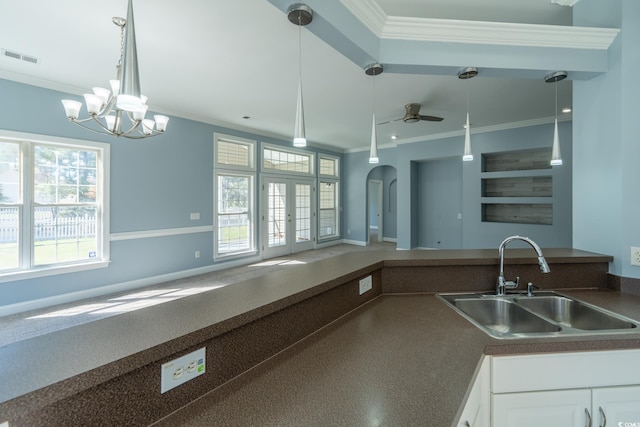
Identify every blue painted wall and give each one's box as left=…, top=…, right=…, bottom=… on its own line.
left=573, top=0, right=640, bottom=279
left=344, top=121, right=573, bottom=250
left=418, top=158, right=462, bottom=249
left=0, top=79, right=343, bottom=310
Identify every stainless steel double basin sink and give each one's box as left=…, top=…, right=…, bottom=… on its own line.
left=437, top=291, right=640, bottom=339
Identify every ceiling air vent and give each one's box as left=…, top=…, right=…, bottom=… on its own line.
left=1, top=49, right=39, bottom=64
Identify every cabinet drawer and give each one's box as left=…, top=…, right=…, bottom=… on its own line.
left=492, top=349, right=640, bottom=393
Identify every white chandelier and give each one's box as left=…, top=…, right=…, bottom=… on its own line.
left=61, top=0, right=168, bottom=139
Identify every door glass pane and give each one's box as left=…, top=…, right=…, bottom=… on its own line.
left=267, top=182, right=287, bottom=248
left=295, top=183, right=311, bottom=243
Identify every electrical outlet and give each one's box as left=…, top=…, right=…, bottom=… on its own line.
left=195, top=251, right=200, bottom=259
left=359, top=275, right=372, bottom=295
left=190, top=212, right=200, bottom=220
left=631, top=247, right=640, bottom=266
left=161, top=347, right=206, bottom=394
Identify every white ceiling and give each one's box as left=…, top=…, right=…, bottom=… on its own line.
left=0, top=0, right=580, bottom=152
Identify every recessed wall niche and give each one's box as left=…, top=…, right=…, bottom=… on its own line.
left=481, top=148, right=553, bottom=225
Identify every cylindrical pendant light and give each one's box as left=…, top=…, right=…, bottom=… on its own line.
left=287, top=4, right=313, bottom=148
left=545, top=71, right=567, bottom=166
left=458, top=67, right=478, bottom=162
left=365, top=64, right=383, bottom=164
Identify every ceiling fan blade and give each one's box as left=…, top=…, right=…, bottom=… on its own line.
left=377, top=117, right=402, bottom=126
left=419, top=115, right=444, bottom=122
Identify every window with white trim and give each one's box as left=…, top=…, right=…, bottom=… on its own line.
left=263, top=146, right=313, bottom=175
left=214, top=134, right=256, bottom=257
left=0, top=132, right=109, bottom=278
left=318, top=180, right=339, bottom=240
left=318, top=154, right=339, bottom=240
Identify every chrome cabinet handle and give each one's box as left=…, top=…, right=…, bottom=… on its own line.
left=586, top=408, right=592, bottom=427
left=599, top=406, right=607, bottom=427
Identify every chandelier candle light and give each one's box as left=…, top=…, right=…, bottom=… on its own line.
left=545, top=70, right=567, bottom=166
left=458, top=67, right=478, bottom=162
left=61, top=0, right=169, bottom=139
left=287, top=4, right=313, bottom=148
left=365, top=63, right=383, bottom=164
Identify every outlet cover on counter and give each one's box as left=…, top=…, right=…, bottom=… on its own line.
left=161, top=347, right=206, bottom=394
left=359, top=275, right=373, bottom=295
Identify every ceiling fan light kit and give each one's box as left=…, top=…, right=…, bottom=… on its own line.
left=288, top=3, right=313, bottom=148
left=545, top=70, right=568, bottom=166
left=60, top=0, right=169, bottom=139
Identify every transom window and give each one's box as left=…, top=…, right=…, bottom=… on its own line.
left=319, top=155, right=339, bottom=177
left=263, top=146, right=313, bottom=175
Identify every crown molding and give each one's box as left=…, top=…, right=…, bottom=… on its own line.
left=341, top=0, right=618, bottom=50
left=382, top=18, right=618, bottom=49
left=340, top=0, right=387, bottom=35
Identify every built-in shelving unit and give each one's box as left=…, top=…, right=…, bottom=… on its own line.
left=481, top=148, right=553, bottom=225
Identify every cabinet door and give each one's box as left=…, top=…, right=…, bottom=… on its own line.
left=592, top=386, right=640, bottom=427
left=458, top=357, right=490, bottom=427
left=492, top=389, right=591, bottom=427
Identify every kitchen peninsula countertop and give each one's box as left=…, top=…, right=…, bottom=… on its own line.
left=3, top=248, right=640, bottom=426
left=153, top=289, right=640, bottom=426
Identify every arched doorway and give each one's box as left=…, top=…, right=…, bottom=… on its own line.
left=366, top=165, right=397, bottom=247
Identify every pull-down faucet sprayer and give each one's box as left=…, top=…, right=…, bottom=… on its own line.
left=496, top=235, right=550, bottom=296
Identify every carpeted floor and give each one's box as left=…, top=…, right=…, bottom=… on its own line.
left=0, top=241, right=395, bottom=347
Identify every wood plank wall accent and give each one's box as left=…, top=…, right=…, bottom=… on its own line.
left=481, top=148, right=553, bottom=225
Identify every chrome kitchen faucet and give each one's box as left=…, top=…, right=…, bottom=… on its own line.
left=496, top=235, right=550, bottom=296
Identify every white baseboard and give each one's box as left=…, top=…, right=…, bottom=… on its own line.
left=343, top=239, right=367, bottom=246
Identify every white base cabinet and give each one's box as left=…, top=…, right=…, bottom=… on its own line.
left=458, top=356, right=490, bottom=427
left=488, top=350, right=640, bottom=427
left=593, top=386, right=640, bottom=427
left=493, top=389, right=590, bottom=427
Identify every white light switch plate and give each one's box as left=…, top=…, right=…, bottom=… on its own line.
left=161, top=347, right=206, bottom=394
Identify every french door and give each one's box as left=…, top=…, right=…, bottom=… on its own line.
left=262, top=176, right=315, bottom=258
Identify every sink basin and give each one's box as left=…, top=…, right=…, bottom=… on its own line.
left=437, top=291, right=640, bottom=339
left=453, top=298, right=560, bottom=338
left=514, top=295, right=639, bottom=331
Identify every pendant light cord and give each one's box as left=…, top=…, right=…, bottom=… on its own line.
left=555, top=79, right=558, bottom=119
left=298, top=16, right=302, bottom=88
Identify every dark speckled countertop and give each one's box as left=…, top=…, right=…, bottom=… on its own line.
left=153, top=289, right=640, bottom=426
left=3, top=248, right=640, bottom=427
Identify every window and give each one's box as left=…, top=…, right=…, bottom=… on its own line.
left=214, top=134, right=256, bottom=258
left=263, top=146, right=313, bottom=175
left=216, top=134, right=254, bottom=169
left=318, top=181, right=339, bottom=240
left=0, top=131, right=109, bottom=280
left=319, top=155, right=339, bottom=177
left=318, top=155, right=339, bottom=240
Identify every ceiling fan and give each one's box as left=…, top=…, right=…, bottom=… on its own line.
left=378, top=103, right=444, bottom=125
